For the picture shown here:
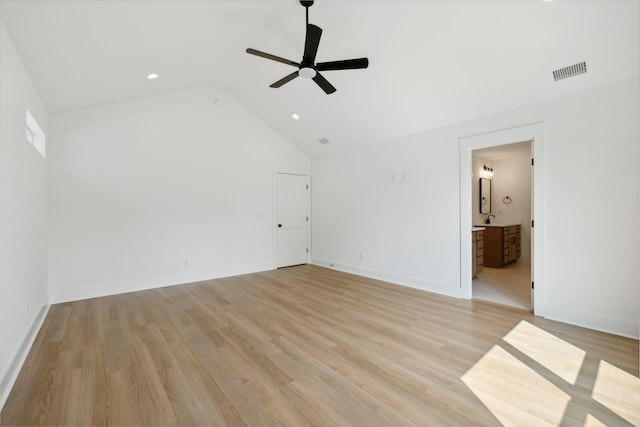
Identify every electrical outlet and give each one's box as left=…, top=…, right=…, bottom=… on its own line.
left=184, top=257, right=189, bottom=266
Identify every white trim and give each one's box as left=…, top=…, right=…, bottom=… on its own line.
left=543, top=303, right=639, bottom=340
left=459, top=122, right=546, bottom=317
left=274, top=168, right=311, bottom=268
left=311, top=258, right=465, bottom=299
left=0, top=304, right=50, bottom=412
left=273, top=167, right=310, bottom=176
left=49, top=262, right=273, bottom=304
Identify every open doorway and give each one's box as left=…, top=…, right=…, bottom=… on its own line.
left=459, top=122, right=546, bottom=317
left=472, top=141, right=532, bottom=310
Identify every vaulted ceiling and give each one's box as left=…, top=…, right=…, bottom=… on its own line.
left=1, top=0, right=638, bottom=156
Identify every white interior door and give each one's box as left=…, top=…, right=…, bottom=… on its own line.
left=276, top=173, right=309, bottom=267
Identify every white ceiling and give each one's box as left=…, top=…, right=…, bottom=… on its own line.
left=1, top=0, right=638, bottom=156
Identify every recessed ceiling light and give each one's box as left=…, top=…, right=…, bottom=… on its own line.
left=291, top=113, right=300, bottom=120
left=147, top=73, right=159, bottom=80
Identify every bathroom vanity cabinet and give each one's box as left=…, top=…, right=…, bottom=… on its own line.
left=472, top=228, right=484, bottom=278
left=480, top=224, right=521, bottom=268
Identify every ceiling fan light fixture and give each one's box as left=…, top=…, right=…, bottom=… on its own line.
left=299, top=67, right=317, bottom=79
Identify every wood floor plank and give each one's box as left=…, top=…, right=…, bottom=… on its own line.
left=2, top=264, right=638, bottom=426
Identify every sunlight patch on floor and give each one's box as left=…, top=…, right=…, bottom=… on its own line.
left=584, top=413, right=608, bottom=426
left=591, top=360, right=640, bottom=426
left=462, top=320, right=640, bottom=426
left=461, top=344, right=571, bottom=427
left=504, top=320, right=585, bottom=384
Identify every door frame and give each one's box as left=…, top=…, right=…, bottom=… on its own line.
left=273, top=167, right=311, bottom=268
left=459, top=122, right=546, bottom=316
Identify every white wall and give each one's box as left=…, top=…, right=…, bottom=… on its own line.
left=312, top=78, right=639, bottom=338
left=0, top=20, right=49, bottom=409
left=47, top=87, right=309, bottom=302
left=312, top=124, right=463, bottom=297
left=493, top=147, right=532, bottom=263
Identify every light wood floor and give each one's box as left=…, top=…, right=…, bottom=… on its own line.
left=2, top=265, right=638, bottom=426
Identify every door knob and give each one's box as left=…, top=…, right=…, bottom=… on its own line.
left=278, top=224, right=282, bottom=228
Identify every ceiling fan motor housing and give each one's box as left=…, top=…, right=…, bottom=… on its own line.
left=300, top=1, right=314, bottom=7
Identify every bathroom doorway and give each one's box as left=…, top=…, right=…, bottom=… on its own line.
left=472, top=141, right=532, bottom=310
left=459, top=122, right=546, bottom=316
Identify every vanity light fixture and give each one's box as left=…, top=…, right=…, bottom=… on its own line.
left=482, top=165, right=494, bottom=179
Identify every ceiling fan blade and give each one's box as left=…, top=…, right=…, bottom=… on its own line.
left=270, top=72, right=299, bottom=88
left=312, top=72, right=336, bottom=94
left=303, top=24, right=322, bottom=63
left=316, top=57, right=369, bottom=71
left=246, top=48, right=300, bottom=67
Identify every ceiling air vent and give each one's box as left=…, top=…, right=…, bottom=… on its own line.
left=318, top=137, right=331, bottom=145
left=552, top=61, right=587, bottom=81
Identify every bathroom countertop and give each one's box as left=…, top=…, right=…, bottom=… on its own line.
left=474, top=222, right=521, bottom=228
left=471, top=227, right=486, bottom=232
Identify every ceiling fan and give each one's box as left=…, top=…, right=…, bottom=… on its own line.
left=246, top=0, right=369, bottom=94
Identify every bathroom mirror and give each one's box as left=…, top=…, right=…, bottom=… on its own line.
left=479, top=178, right=492, bottom=214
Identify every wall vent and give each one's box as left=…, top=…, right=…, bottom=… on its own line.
left=318, top=137, right=331, bottom=145
left=552, top=61, right=587, bottom=81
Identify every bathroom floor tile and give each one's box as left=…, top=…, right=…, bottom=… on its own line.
left=473, top=262, right=531, bottom=310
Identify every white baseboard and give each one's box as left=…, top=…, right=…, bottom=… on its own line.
left=49, top=262, right=275, bottom=304
left=310, top=258, right=465, bottom=299
left=541, top=303, right=639, bottom=340
left=311, top=259, right=638, bottom=339
left=0, top=304, right=50, bottom=413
